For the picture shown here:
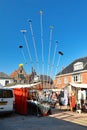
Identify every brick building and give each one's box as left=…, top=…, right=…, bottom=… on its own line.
left=54, top=56, right=87, bottom=89
left=10, top=64, right=29, bottom=84
left=10, top=64, right=53, bottom=88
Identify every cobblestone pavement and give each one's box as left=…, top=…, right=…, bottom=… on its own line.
left=50, top=108, right=87, bottom=127
left=0, top=108, right=87, bottom=130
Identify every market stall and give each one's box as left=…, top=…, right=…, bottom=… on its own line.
left=5, top=82, right=42, bottom=115
left=64, top=83, right=87, bottom=112
left=27, top=89, right=52, bottom=116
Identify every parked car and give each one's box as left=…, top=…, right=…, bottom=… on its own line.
left=0, top=88, right=14, bottom=114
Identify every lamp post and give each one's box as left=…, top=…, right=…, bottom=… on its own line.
left=20, top=30, right=34, bottom=69
left=58, top=51, right=63, bottom=56
left=28, top=20, right=40, bottom=76
left=54, top=51, right=64, bottom=80
left=19, top=45, right=27, bottom=65
left=49, top=41, right=58, bottom=88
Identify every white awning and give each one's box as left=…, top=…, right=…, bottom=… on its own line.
left=4, top=82, right=41, bottom=89
left=70, top=83, right=87, bottom=89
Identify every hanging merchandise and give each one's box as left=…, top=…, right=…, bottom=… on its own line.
left=64, top=89, right=68, bottom=106
left=70, top=93, right=75, bottom=111
left=60, top=90, right=64, bottom=97
left=81, top=90, right=86, bottom=100
left=77, top=89, right=82, bottom=108
left=78, top=89, right=82, bottom=100
left=60, top=90, right=64, bottom=105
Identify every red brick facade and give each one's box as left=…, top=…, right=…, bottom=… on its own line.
left=54, top=66, right=87, bottom=89
left=54, top=71, right=87, bottom=89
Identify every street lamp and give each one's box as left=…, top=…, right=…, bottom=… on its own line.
left=19, top=45, right=23, bottom=49
left=58, top=51, right=63, bottom=56
left=19, top=45, right=27, bottom=65
left=54, top=51, right=64, bottom=80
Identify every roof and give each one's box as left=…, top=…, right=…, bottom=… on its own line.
left=40, top=75, right=53, bottom=83
left=0, top=72, right=11, bottom=79
left=56, top=56, right=87, bottom=76
left=10, top=70, right=18, bottom=78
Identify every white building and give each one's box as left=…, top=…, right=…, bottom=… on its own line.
left=0, top=72, right=13, bottom=87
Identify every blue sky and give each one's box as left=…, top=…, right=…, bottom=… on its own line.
left=0, top=0, right=87, bottom=79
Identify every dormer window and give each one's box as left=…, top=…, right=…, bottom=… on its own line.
left=73, top=62, right=83, bottom=71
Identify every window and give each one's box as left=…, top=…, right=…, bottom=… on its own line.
left=20, top=70, right=22, bottom=73
left=5, top=80, right=9, bottom=85
left=64, top=77, right=68, bottom=84
left=14, top=80, right=17, bottom=83
left=58, top=77, right=61, bottom=84
left=18, top=74, right=24, bottom=79
left=74, top=62, right=83, bottom=71
left=72, top=74, right=81, bottom=82
left=0, top=89, right=13, bottom=98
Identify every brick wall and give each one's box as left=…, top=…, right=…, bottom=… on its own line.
left=54, top=71, right=87, bottom=89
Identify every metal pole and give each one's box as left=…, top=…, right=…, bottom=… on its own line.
left=20, top=30, right=34, bottom=69
left=19, top=45, right=27, bottom=65
left=28, top=20, right=40, bottom=76
left=40, top=10, right=44, bottom=87
left=49, top=41, right=58, bottom=87
left=54, top=51, right=63, bottom=79
left=47, top=26, right=54, bottom=86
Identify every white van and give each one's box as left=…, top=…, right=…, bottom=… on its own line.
left=0, top=88, right=14, bottom=113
